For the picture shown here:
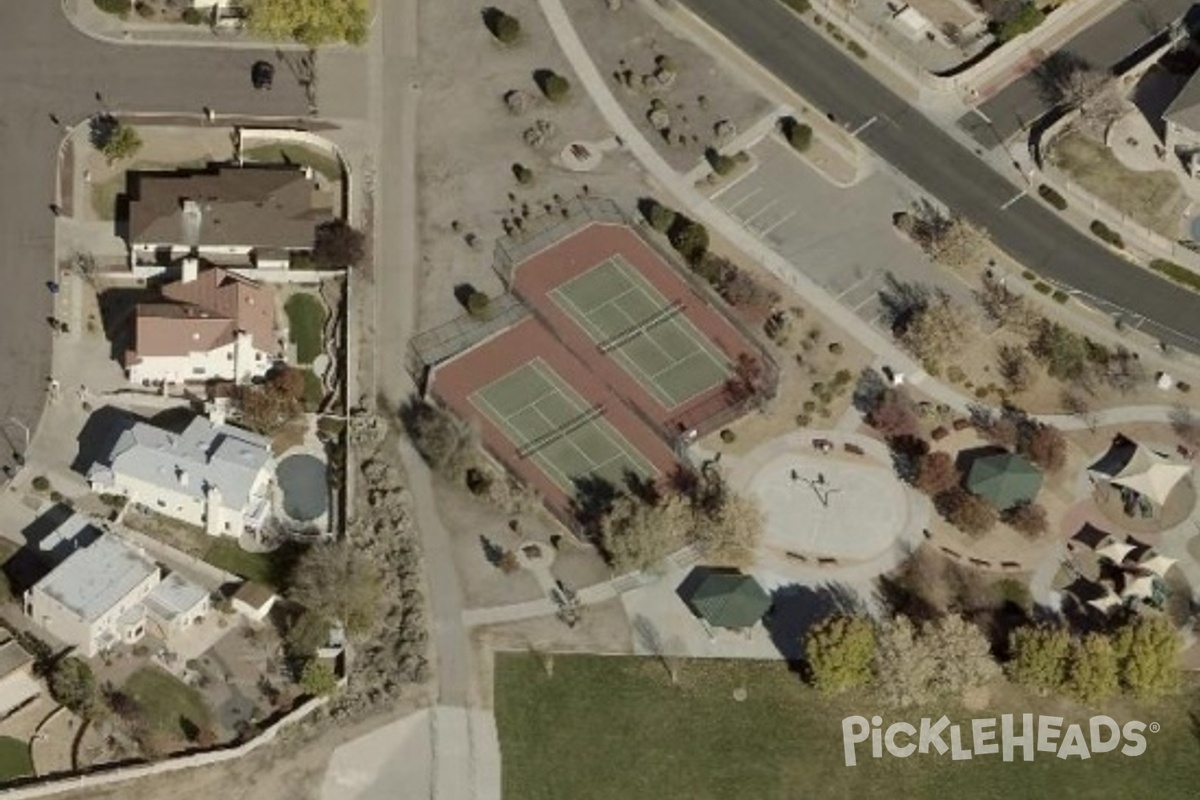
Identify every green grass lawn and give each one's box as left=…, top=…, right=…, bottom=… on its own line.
left=242, top=144, right=342, bottom=183
left=302, top=368, right=325, bottom=411
left=495, top=654, right=1200, bottom=800
left=124, top=667, right=213, bottom=742
left=285, top=293, right=327, bottom=365
left=1049, top=131, right=1185, bottom=238
left=123, top=507, right=300, bottom=590
left=0, top=737, right=32, bottom=782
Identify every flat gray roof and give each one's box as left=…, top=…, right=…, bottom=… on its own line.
left=35, top=536, right=158, bottom=623
left=144, top=573, right=208, bottom=622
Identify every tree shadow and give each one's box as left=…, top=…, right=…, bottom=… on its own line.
left=761, top=581, right=864, bottom=668
left=1031, top=50, right=1092, bottom=107
left=480, top=7, right=506, bottom=37
left=877, top=273, right=930, bottom=336
left=531, top=69, right=559, bottom=96
left=479, top=534, right=505, bottom=567
left=88, top=113, right=119, bottom=149
left=453, top=283, right=478, bottom=310
left=569, top=474, right=618, bottom=535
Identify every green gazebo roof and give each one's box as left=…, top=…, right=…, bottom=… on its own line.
left=966, top=452, right=1043, bottom=510
left=683, top=571, right=771, bottom=629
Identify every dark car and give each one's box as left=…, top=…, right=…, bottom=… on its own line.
left=251, top=61, right=274, bottom=90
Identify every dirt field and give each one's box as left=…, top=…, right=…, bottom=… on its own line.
left=416, top=0, right=657, bottom=329
left=1048, top=129, right=1187, bottom=238
left=563, top=0, right=774, bottom=174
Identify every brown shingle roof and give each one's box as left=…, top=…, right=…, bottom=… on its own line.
left=126, top=268, right=276, bottom=365
left=127, top=165, right=335, bottom=250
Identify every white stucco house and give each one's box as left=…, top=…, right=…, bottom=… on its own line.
left=124, top=261, right=280, bottom=387
left=86, top=414, right=274, bottom=538
left=125, top=164, right=335, bottom=274
left=23, top=534, right=208, bottom=657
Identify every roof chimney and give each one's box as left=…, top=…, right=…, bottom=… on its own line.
left=182, top=256, right=199, bottom=284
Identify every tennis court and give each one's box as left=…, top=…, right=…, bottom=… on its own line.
left=470, top=359, right=659, bottom=493
left=549, top=256, right=731, bottom=408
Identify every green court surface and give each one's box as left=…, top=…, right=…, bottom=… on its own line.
left=549, top=257, right=731, bottom=408
left=471, top=359, right=658, bottom=494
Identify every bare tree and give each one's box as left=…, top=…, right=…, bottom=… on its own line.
left=1061, top=389, right=1097, bottom=432
left=997, top=344, right=1036, bottom=393
left=902, top=292, right=971, bottom=365
left=901, top=201, right=988, bottom=270
left=1034, top=51, right=1123, bottom=138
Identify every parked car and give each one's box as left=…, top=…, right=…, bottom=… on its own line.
left=251, top=61, right=274, bottom=90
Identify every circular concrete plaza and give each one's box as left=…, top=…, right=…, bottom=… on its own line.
left=743, top=453, right=911, bottom=561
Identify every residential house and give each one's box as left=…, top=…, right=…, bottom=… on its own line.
left=86, top=413, right=274, bottom=537
left=1162, top=69, right=1200, bottom=169
left=125, top=260, right=280, bottom=386
left=125, top=164, right=335, bottom=273
left=24, top=534, right=209, bottom=657
left=0, top=634, right=40, bottom=717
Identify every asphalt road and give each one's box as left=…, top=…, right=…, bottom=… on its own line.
left=0, top=1, right=311, bottom=473
left=680, top=0, right=1200, bottom=350
left=960, top=0, right=1196, bottom=143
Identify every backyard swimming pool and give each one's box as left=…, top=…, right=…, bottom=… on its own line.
left=276, top=454, right=328, bottom=522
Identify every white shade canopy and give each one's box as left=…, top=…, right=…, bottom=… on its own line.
left=1096, top=541, right=1137, bottom=564
left=1089, top=437, right=1192, bottom=506
left=1137, top=554, right=1178, bottom=577
left=1121, top=575, right=1156, bottom=600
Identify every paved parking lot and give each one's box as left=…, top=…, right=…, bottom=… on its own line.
left=712, top=137, right=977, bottom=329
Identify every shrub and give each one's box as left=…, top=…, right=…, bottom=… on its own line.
left=781, top=0, right=811, bottom=12
left=668, top=216, right=710, bottom=264
left=466, top=291, right=491, bottom=319
left=182, top=7, right=204, bottom=24
left=780, top=117, right=814, bottom=153
left=719, top=428, right=736, bottom=443
left=540, top=72, right=571, bottom=102
left=709, top=151, right=738, bottom=176
left=135, top=1, right=155, bottom=17
left=1148, top=259, right=1200, bottom=292
left=805, top=615, right=875, bottom=694
left=31, top=476, right=50, bottom=492
left=1052, top=289, right=1070, bottom=303
left=994, top=2, right=1045, bottom=43
left=489, top=10, right=521, bottom=44
left=1037, top=184, right=1067, bottom=210
left=94, top=0, right=130, bottom=14
left=1178, top=381, right=1191, bottom=393
left=828, top=342, right=844, bottom=355
left=1021, top=270, right=1035, bottom=280
left=1032, top=281, right=1052, bottom=295
left=936, top=487, right=997, bottom=536
left=1004, top=502, right=1048, bottom=537
left=313, top=219, right=366, bottom=268
left=846, top=40, right=868, bottom=59
left=646, top=202, right=677, bottom=234
left=1089, top=220, right=1123, bottom=249
left=512, top=163, right=534, bottom=184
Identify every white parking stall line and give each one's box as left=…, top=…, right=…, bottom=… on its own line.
left=722, top=186, right=764, bottom=213
left=759, top=209, right=798, bottom=237
left=742, top=197, right=781, bottom=227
